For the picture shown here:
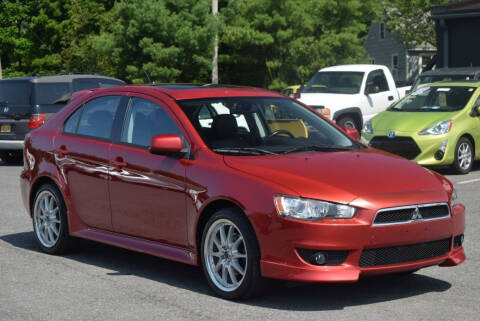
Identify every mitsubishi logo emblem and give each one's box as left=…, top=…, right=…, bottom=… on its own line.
left=411, top=207, right=423, bottom=220
left=387, top=131, right=396, bottom=138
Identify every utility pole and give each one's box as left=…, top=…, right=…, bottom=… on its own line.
left=0, top=56, right=2, bottom=80
left=211, top=0, right=218, bottom=84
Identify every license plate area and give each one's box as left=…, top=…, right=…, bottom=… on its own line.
left=0, top=124, right=12, bottom=133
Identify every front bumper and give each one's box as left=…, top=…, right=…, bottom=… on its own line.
left=259, top=203, right=465, bottom=282
left=0, top=140, right=24, bottom=150
left=362, top=131, right=454, bottom=166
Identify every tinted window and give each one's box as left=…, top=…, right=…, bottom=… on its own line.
left=63, top=106, right=83, bottom=134
left=0, top=81, right=31, bottom=105
left=73, top=79, right=98, bottom=92
left=366, top=70, right=389, bottom=92
left=121, top=98, right=182, bottom=147
left=77, top=96, right=122, bottom=139
left=33, top=83, right=71, bottom=104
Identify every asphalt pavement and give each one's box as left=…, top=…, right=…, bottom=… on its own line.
left=1, top=161, right=479, bottom=321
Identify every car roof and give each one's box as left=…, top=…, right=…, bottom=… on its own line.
left=420, top=67, right=480, bottom=77
left=0, top=74, right=124, bottom=83
left=319, top=64, right=387, bottom=73
left=428, top=80, right=480, bottom=87
left=97, top=84, right=284, bottom=100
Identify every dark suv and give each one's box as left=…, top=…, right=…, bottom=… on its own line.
left=0, top=74, right=124, bottom=163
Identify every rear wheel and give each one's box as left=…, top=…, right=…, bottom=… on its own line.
left=32, top=183, right=75, bottom=254
left=201, top=208, right=266, bottom=300
left=0, top=150, right=23, bottom=164
left=452, top=137, right=473, bottom=174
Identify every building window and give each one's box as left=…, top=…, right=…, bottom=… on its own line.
left=380, top=22, right=385, bottom=39
left=392, top=54, right=399, bottom=70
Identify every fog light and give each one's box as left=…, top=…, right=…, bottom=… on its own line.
left=454, top=234, right=464, bottom=248
left=313, top=252, right=326, bottom=265
left=434, top=150, right=444, bottom=160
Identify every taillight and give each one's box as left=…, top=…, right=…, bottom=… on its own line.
left=29, top=113, right=46, bottom=129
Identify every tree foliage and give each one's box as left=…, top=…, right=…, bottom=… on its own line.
left=1, top=0, right=383, bottom=88
left=382, top=0, right=459, bottom=49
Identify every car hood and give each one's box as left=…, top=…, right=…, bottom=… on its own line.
left=371, top=110, right=458, bottom=132
left=299, top=93, right=360, bottom=109
left=224, top=149, right=449, bottom=207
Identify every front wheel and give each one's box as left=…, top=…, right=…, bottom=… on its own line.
left=452, top=137, right=474, bottom=174
left=32, top=183, right=75, bottom=254
left=201, top=208, right=266, bottom=300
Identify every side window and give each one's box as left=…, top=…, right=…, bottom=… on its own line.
left=198, top=105, right=214, bottom=128
left=366, top=70, right=389, bottom=93
left=121, top=98, right=182, bottom=148
left=73, top=79, right=99, bottom=92
left=77, top=96, right=122, bottom=140
left=63, top=106, right=83, bottom=134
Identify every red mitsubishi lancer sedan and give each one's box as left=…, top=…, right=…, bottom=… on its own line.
left=20, top=84, right=465, bottom=299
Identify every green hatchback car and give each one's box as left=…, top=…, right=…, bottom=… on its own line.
left=362, top=81, right=480, bottom=174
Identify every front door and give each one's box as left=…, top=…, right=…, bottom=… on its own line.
left=109, top=96, right=188, bottom=246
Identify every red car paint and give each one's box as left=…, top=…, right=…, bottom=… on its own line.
left=20, top=85, right=465, bottom=282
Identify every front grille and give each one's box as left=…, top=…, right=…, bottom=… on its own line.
left=369, top=136, right=421, bottom=160
left=359, top=238, right=451, bottom=267
left=373, top=203, right=450, bottom=225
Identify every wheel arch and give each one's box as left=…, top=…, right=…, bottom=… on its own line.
left=332, top=107, right=363, bottom=129
left=458, top=133, right=475, bottom=157
left=29, top=175, right=64, bottom=218
left=195, top=199, right=260, bottom=261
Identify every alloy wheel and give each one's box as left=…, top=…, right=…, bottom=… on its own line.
left=457, top=142, right=472, bottom=171
left=204, top=219, right=247, bottom=292
left=34, top=190, right=61, bottom=248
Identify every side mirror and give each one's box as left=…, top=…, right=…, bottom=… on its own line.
left=366, top=85, right=380, bottom=95
left=149, top=134, right=186, bottom=157
left=344, top=126, right=360, bottom=141
left=471, top=105, right=480, bottom=117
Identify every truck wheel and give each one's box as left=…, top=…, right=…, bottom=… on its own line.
left=337, top=116, right=358, bottom=131
left=452, top=137, right=473, bottom=174
left=0, top=150, right=23, bottom=164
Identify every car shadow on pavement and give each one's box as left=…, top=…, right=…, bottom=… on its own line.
left=428, top=161, right=480, bottom=175
left=1, top=231, right=452, bottom=310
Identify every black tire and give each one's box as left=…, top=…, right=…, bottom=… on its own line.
left=337, top=116, right=358, bottom=131
left=201, top=207, right=266, bottom=300
left=452, top=137, right=474, bottom=174
left=32, top=183, right=75, bottom=254
left=0, top=150, right=23, bottom=164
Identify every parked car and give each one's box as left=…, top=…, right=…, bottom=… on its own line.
left=362, top=81, right=480, bottom=174
left=281, top=85, right=301, bottom=98
left=0, top=74, right=125, bottom=163
left=412, top=67, right=480, bottom=91
left=20, top=84, right=465, bottom=299
left=299, top=64, right=410, bottom=131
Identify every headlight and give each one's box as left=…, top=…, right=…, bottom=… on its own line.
left=419, top=120, right=453, bottom=135
left=362, top=120, right=373, bottom=134
left=451, top=187, right=458, bottom=206
left=274, top=195, right=356, bottom=221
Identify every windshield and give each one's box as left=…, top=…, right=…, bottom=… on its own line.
left=389, top=86, right=475, bottom=112
left=178, top=97, right=359, bottom=155
left=413, top=74, right=473, bottom=90
left=302, top=71, right=364, bottom=94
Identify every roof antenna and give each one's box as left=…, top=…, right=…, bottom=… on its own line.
left=142, top=69, right=153, bottom=84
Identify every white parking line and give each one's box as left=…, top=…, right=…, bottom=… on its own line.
left=457, top=178, right=480, bottom=185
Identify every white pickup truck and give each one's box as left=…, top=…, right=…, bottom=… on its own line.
left=298, top=64, right=410, bottom=130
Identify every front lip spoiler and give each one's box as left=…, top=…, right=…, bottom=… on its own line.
left=0, top=140, right=24, bottom=150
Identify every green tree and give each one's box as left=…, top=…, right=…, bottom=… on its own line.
left=382, top=0, right=459, bottom=49
left=219, top=0, right=381, bottom=90
left=92, top=0, right=214, bottom=84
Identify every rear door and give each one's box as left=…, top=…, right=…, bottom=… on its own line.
left=108, top=94, right=188, bottom=245
left=53, top=94, right=126, bottom=230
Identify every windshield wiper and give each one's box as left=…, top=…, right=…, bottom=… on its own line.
left=213, top=147, right=277, bottom=155
left=282, top=145, right=355, bottom=154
